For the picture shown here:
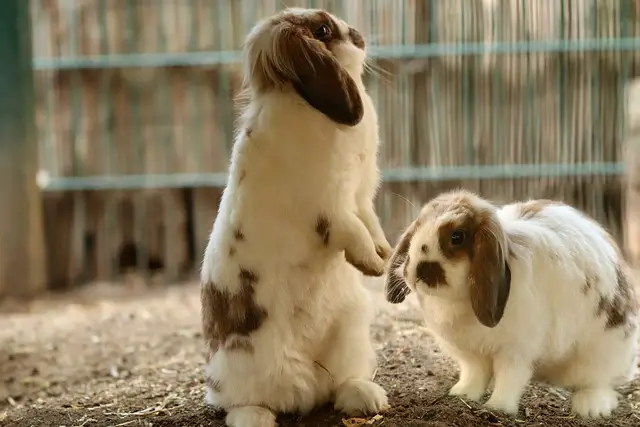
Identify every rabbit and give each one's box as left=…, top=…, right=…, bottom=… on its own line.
left=200, top=7, right=392, bottom=427
left=385, top=189, right=639, bottom=418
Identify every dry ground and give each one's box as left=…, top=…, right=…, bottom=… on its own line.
left=1, top=276, right=639, bottom=427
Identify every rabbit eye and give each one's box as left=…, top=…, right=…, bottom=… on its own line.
left=313, top=24, right=331, bottom=40
left=450, top=229, right=466, bottom=246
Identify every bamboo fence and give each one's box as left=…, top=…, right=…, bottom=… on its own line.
left=29, top=0, right=640, bottom=288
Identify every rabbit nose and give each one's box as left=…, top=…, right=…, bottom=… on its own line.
left=416, top=261, right=447, bottom=288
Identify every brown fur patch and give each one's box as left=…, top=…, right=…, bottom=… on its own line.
left=315, top=215, right=330, bottom=246
left=517, top=199, right=558, bottom=219
left=239, top=267, right=259, bottom=288
left=200, top=268, right=267, bottom=355
left=225, top=336, right=254, bottom=353
left=416, top=261, right=447, bottom=287
left=597, top=264, right=638, bottom=335
left=438, top=215, right=477, bottom=261
left=229, top=246, right=236, bottom=257
left=583, top=273, right=597, bottom=294
left=238, top=169, right=246, bottom=184
left=206, top=377, right=222, bottom=393
left=348, top=27, right=365, bottom=49
left=244, top=9, right=363, bottom=126
left=420, top=244, right=428, bottom=253
left=428, top=191, right=511, bottom=328
left=233, top=228, right=245, bottom=241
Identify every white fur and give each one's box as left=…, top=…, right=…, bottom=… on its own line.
left=396, top=194, right=639, bottom=418
left=201, top=9, right=390, bottom=427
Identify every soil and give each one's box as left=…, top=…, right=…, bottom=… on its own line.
left=1, top=276, right=639, bottom=427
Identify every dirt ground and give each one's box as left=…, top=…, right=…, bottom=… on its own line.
left=1, top=276, right=639, bottom=427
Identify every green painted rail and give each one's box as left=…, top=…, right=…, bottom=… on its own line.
left=38, top=163, right=625, bottom=191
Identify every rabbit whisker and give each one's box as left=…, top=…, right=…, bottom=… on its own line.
left=391, top=192, right=420, bottom=216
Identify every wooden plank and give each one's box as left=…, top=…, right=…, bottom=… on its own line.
left=625, top=79, right=640, bottom=265
left=0, top=0, right=47, bottom=298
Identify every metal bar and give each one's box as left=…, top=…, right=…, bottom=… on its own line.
left=38, top=162, right=626, bottom=191
left=32, top=38, right=640, bottom=70
left=0, top=0, right=47, bottom=297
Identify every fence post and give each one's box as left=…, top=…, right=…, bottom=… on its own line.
left=626, top=79, right=640, bottom=266
left=0, top=0, right=47, bottom=298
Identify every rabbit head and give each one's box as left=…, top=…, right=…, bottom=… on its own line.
left=242, top=8, right=367, bottom=126
left=385, top=190, right=512, bottom=328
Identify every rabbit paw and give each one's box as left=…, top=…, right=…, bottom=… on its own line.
left=335, top=379, right=390, bottom=416
left=572, top=388, right=618, bottom=418
left=375, top=240, right=393, bottom=261
left=484, top=395, right=519, bottom=415
left=226, top=406, right=277, bottom=427
left=345, top=250, right=385, bottom=277
left=449, top=378, right=487, bottom=402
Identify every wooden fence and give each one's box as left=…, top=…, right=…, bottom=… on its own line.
left=21, top=0, right=640, bottom=291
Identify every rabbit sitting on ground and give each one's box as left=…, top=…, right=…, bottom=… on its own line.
left=200, top=8, right=392, bottom=427
left=385, top=189, right=639, bottom=418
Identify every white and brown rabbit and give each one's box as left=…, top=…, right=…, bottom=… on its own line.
left=200, top=8, right=392, bottom=427
left=385, top=189, right=639, bottom=418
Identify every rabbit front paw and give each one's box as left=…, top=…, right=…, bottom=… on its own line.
left=449, top=379, right=487, bottom=402
left=345, top=248, right=385, bottom=277
left=335, top=379, right=389, bottom=416
left=317, top=211, right=386, bottom=277
left=374, top=240, right=393, bottom=262
left=357, top=207, right=392, bottom=262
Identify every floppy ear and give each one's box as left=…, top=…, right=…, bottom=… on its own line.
left=385, top=222, right=418, bottom=304
left=245, top=21, right=363, bottom=126
left=469, top=217, right=511, bottom=328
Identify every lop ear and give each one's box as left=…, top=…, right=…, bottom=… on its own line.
left=245, top=21, right=363, bottom=126
left=469, top=218, right=511, bottom=328
left=385, top=222, right=418, bottom=304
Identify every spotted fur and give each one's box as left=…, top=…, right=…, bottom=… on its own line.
left=200, top=8, right=391, bottom=427
left=384, top=189, right=638, bottom=418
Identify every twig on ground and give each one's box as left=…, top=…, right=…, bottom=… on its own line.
left=547, top=388, right=567, bottom=401
left=458, top=398, right=472, bottom=410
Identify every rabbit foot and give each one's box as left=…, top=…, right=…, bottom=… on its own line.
left=375, top=241, right=393, bottom=261
left=484, top=358, right=531, bottom=415
left=334, top=378, right=390, bottom=416
left=449, top=356, right=491, bottom=401
left=571, top=388, right=618, bottom=418
left=484, top=395, right=519, bottom=415
left=345, top=250, right=385, bottom=277
left=449, top=378, right=487, bottom=402
left=226, top=406, right=277, bottom=427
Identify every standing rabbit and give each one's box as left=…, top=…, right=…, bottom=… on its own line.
left=200, top=8, right=392, bottom=427
left=385, top=189, right=638, bottom=418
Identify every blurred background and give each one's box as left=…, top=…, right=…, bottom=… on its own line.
left=1, top=0, right=640, bottom=298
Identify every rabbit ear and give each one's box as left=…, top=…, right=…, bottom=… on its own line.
left=468, top=216, right=511, bottom=328
left=244, top=20, right=364, bottom=126
left=385, top=222, right=419, bottom=304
